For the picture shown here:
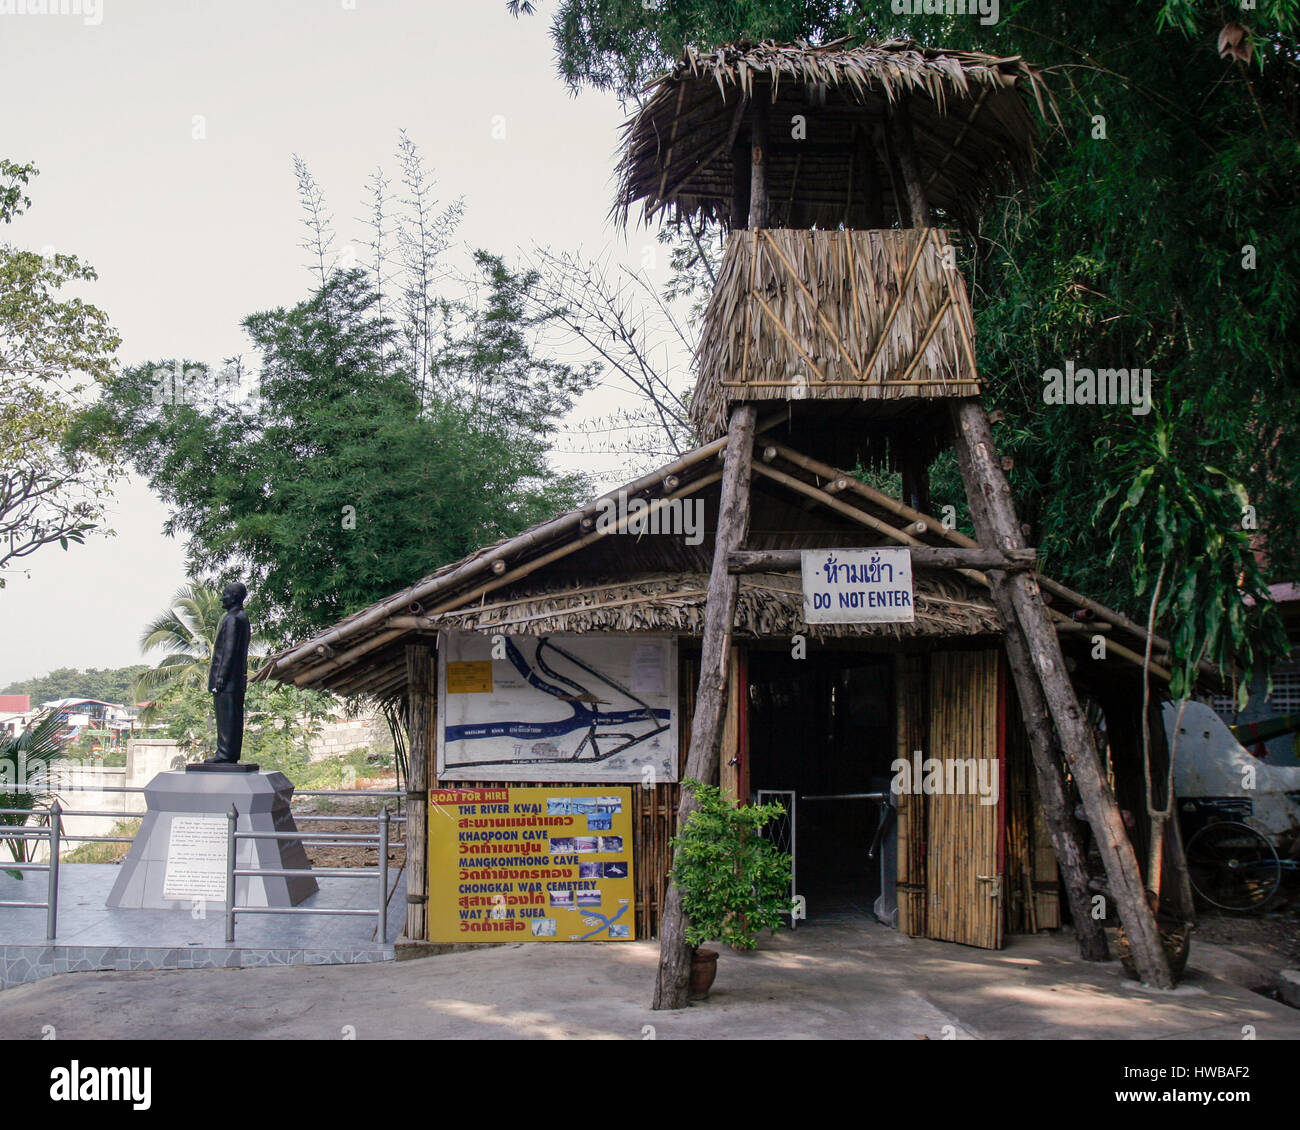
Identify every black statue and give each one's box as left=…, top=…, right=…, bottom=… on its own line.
left=207, top=581, right=251, bottom=765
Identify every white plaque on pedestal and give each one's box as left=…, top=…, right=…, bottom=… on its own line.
left=162, top=816, right=228, bottom=901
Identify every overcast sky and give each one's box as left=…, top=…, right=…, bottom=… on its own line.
left=1, top=0, right=685, bottom=687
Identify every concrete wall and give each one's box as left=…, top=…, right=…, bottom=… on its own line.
left=26, top=740, right=185, bottom=860
left=306, top=714, right=390, bottom=761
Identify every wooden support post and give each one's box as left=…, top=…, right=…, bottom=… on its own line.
left=951, top=398, right=1173, bottom=987
left=404, top=643, right=432, bottom=941
left=653, top=404, right=759, bottom=1011
left=732, top=129, right=752, bottom=230
left=719, top=647, right=743, bottom=802
left=749, top=98, right=770, bottom=230
left=887, top=101, right=933, bottom=228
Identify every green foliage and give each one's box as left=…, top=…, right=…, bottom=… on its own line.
left=65, top=818, right=139, bottom=864
left=146, top=675, right=333, bottom=763
left=1156, top=0, right=1300, bottom=38
left=669, top=778, right=792, bottom=950
left=85, top=266, right=591, bottom=644
left=0, top=710, right=68, bottom=874
left=1, top=159, right=122, bottom=584
left=0, top=665, right=149, bottom=705
left=132, top=582, right=268, bottom=713
left=544, top=3, right=1300, bottom=686
left=1096, top=406, right=1287, bottom=703
left=530, top=0, right=863, bottom=99
left=259, top=746, right=390, bottom=791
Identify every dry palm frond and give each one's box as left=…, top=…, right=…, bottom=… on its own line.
left=691, top=227, right=979, bottom=439
left=614, top=39, right=1058, bottom=232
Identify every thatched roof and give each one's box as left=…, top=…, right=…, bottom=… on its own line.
left=425, top=572, right=999, bottom=641
left=691, top=227, right=979, bottom=441
left=615, top=39, right=1055, bottom=233
left=256, top=431, right=1179, bottom=701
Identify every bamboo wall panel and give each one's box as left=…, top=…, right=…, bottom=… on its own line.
left=924, top=649, right=1002, bottom=949
left=895, top=653, right=929, bottom=937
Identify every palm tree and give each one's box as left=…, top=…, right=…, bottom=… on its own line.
left=0, top=710, right=67, bottom=877
left=130, top=582, right=266, bottom=720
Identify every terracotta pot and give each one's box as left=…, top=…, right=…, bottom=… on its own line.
left=689, top=947, right=719, bottom=1000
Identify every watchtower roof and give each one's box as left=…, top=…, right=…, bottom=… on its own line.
left=615, top=38, right=1054, bottom=233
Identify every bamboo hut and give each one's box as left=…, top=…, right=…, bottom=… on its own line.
left=260, top=39, right=1197, bottom=1001
left=257, top=435, right=1190, bottom=947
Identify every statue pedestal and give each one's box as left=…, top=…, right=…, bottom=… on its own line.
left=107, top=770, right=318, bottom=910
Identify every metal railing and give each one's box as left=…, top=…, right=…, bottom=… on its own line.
left=224, top=805, right=392, bottom=943
left=0, top=785, right=404, bottom=944
left=0, top=801, right=62, bottom=939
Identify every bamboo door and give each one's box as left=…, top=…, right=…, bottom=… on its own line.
left=923, top=649, right=1005, bottom=949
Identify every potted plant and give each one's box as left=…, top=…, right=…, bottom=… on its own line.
left=669, top=778, right=793, bottom=1000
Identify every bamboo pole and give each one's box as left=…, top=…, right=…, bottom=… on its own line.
left=404, top=643, right=432, bottom=941
left=653, top=405, right=758, bottom=1011
left=727, top=547, right=1036, bottom=573
left=768, top=441, right=972, bottom=544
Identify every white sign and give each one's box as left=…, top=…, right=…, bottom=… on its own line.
left=801, top=548, right=915, bottom=623
left=437, top=631, right=678, bottom=783
left=162, top=816, right=228, bottom=902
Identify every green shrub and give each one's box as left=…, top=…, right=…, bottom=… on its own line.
left=670, top=778, right=792, bottom=950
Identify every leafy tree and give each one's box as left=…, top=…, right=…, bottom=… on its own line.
left=513, top=0, right=861, bottom=100
left=85, top=266, right=590, bottom=644
left=525, top=0, right=1298, bottom=689
left=131, top=581, right=269, bottom=715
left=0, top=710, right=67, bottom=877
left=0, top=160, right=122, bottom=586
left=151, top=677, right=332, bottom=764
left=1, top=665, right=150, bottom=705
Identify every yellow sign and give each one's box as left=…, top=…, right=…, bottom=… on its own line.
left=428, top=787, right=635, bottom=942
left=445, top=661, right=493, bottom=694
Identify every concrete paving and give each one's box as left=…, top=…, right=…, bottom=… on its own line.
left=2, top=913, right=1297, bottom=1040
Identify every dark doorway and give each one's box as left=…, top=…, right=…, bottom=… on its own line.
left=747, top=650, right=895, bottom=919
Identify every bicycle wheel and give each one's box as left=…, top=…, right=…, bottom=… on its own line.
left=1185, top=820, right=1281, bottom=911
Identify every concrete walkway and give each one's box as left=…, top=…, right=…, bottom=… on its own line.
left=2, top=916, right=1297, bottom=1040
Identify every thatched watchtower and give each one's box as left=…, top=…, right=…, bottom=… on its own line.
left=613, top=39, right=1180, bottom=1003
left=616, top=39, right=1052, bottom=482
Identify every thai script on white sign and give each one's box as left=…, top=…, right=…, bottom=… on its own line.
left=800, top=548, right=915, bottom=624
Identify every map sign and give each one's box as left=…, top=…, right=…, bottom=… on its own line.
left=437, top=631, right=678, bottom=783
left=428, top=787, right=636, bottom=943
left=800, top=547, right=916, bottom=624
